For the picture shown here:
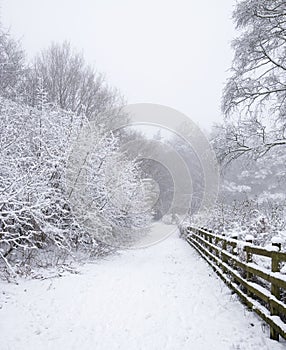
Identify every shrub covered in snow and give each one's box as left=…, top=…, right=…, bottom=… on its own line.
left=185, top=199, right=286, bottom=249
left=0, top=96, right=152, bottom=278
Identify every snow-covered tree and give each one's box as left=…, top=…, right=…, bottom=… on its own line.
left=221, top=0, right=286, bottom=162
left=67, top=124, right=152, bottom=247
left=0, top=18, right=156, bottom=278
left=0, top=94, right=152, bottom=275
left=0, top=28, right=26, bottom=100
left=24, top=41, right=127, bottom=130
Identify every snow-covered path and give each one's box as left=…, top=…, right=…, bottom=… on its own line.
left=0, top=223, right=285, bottom=350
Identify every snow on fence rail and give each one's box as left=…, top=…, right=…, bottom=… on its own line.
left=182, top=226, right=286, bottom=342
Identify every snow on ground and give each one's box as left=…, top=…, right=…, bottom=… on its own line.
left=0, top=223, right=285, bottom=350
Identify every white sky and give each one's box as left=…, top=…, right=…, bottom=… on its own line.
left=1, top=0, right=236, bottom=130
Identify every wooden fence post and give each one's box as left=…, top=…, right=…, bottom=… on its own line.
left=230, top=234, right=238, bottom=271
left=208, top=230, right=213, bottom=256
left=245, top=235, right=254, bottom=296
left=203, top=230, right=208, bottom=248
left=221, top=238, right=227, bottom=273
left=270, top=236, right=282, bottom=341
left=215, top=236, right=219, bottom=258
left=245, top=235, right=254, bottom=265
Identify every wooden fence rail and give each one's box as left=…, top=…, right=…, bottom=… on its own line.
left=184, top=226, right=286, bottom=342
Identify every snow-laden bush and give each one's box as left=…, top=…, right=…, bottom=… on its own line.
left=161, top=215, right=173, bottom=225
left=162, top=213, right=180, bottom=225
left=67, top=123, right=152, bottom=247
left=0, top=97, right=152, bottom=277
left=186, top=199, right=286, bottom=249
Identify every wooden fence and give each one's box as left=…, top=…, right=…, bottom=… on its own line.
left=184, top=226, right=286, bottom=342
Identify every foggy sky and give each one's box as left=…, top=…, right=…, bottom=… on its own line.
left=1, top=0, right=236, bottom=130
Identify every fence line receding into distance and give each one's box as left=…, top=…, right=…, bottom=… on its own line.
left=182, top=226, right=286, bottom=342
